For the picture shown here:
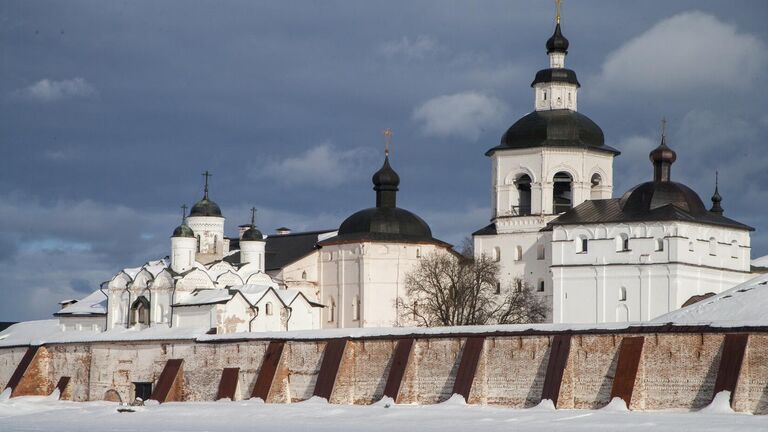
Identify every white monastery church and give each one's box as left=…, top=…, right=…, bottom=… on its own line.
left=53, top=12, right=756, bottom=334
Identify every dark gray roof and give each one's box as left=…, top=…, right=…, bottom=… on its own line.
left=546, top=22, right=569, bottom=54
left=189, top=197, right=223, bottom=217
left=241, top=226, right=264, bottom=242
left=546, top=196, right=753, bottom=231
left=323, top=207, right=446, bottom=246
left=226, top=230, right=336, bottom=271
left=531, top=68, right=580, bottom=87
left=472, top=223, right=497, bottom=236
left=172, top=223, right=195, bottom=238
left=487, top=109, right=620, bottom=156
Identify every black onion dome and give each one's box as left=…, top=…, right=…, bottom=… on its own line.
left=546, top=23, right=569, bottom=54
left=649, top=137, right=677, bottom=165
left=172, top=224, right=195, bottom=238
left=334, top=207, right=434, bottom=243
left=487, top=110, right=619, bottom=156
left=372, top=156, right=400, bottom=191
left=241, top=226, right=264, bottom=242
left=619, top=181, right=707, bottom=214
left=189, top=198, right=223, bottom=217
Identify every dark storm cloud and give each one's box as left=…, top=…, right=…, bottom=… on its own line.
left=1, top=0, right=767, bottom=320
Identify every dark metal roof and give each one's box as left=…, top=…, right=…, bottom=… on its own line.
left=241, top=226, right=264, bottom=242
left=189, top=197, right=223, bottom=217
left=487, top=109, right=620, bottom=156
left=472, top=223, right=497, bottom=236
left=546, top=23, right=569, bottom=54
left=171, top=224, right=195, bottom=238
left=546, top=197, right=753, bottom=231
left=225, top=230, right=336, bottom=271
left=322, top=207, right=447, bottom=246
left=531, top=68, right=580, bottom=87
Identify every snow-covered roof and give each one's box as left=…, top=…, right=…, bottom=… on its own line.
left=173, top=289, right=233, bottom=307
left=55, top=290, right=107, bottom=316
left=652, top=273, right=768, bottom=325
left=752, top=254, right=768, bottom=268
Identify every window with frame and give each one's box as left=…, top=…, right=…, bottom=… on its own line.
left=265, top=302, right=273, bottom=316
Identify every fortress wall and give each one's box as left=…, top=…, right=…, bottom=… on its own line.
left=469, top=336, right=550, bottom=407
left=0, top=346, right=29, bottom=390
left=331, top=339, right=397, bottom=405
left=1, top=329, right=766, bottom=414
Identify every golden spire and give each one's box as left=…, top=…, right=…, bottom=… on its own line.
left=383, top=128, right=393, bottom=157
left=556, top=0, right=562, bottom=24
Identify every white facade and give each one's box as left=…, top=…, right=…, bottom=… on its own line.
left=551, top=221, right=752, bottom=323
left=186, top=215, right=226, bottom=264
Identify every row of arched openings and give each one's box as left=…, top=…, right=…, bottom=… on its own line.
left=514, top=172, right=604, bottom=215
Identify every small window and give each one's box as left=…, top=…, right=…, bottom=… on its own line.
left=577, top=236, right=588, bottom=253
left=495, top=282, right=501, bottom=295
left=709, top=237, right=717, bottom=256
left=617, top=234, right=630, bottom=252
left=493, top=246, right=501, bottom=262
left=543, top=91, right=547, bottom=101
left=655, top=238, right=664, bottom=252
left=688, top=241, right=694, bottom=252
left=196, top=235, right=201, bottom=253
left=515, top=280, right=523, bottom=292
left=538, top=280, right=545, bottom=292
left=301, top=271, right=307, bottom=280
left=730, top=241, right=738, bottom=259
left=416, top=248, right=421, bottom=258
left=213, top=235, right=217, bottom=253
left=327, top=298, right=336, bottom=323
left=514, top=245, right=523, bottom=261
left=619, top=287, right=627, bottom=302
left=265, top=302, right=273, bottom=316
left=537, top=244, right=545, bottom=260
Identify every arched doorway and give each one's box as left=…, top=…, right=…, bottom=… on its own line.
left=515, top=174, right=532, bottom=215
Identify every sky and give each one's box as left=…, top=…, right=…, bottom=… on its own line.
left=1, top=0, right=767, bottom=322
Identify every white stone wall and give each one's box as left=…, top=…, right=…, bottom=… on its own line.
left=59, top=316, right=105, bottom=332
left=534, top=82, right=577, bottom=111
left=320, top=242, right=446, bottom=328
left=186, top=215, right=225, bottom=263
left=551, top=221, right=753, bottom=323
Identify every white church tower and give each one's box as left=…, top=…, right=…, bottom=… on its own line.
left=170, top=205, right=197, bottom=273
left=186, top=171, right=226, bottom=264
left=473, top=8, right=620, bottom=320
left=239, top=207, right=266, bottom=272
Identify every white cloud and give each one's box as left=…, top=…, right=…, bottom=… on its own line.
left=380, top=35, right=441, bottom=60
left=594, top=11, right=767, bottom=94
left=413, top=91, right=509, bottom=140
left=17, top=77, right=97, bottom=102
left=256, top=142, right=374, bottom=188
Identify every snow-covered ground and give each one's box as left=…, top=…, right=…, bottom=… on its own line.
left=0, top=395, right=764, bottom=432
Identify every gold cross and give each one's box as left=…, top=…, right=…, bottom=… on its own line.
left=383, top=128, right=393, bottom=156
left=556, top=0, right=562, bottom=24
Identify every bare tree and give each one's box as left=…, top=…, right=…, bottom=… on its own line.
left=397, top=251, right=547, bottom=327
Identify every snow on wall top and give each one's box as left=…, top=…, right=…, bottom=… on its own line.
left=752, top=254, right=768, bottom=268
left=652, top=273, right=768, bottom=324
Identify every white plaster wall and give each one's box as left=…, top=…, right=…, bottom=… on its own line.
left=551, top=221, right=752, bottom=324
left=279, top=250, right=321, bottom=301
left=186, top=216, right=225, bottom=263
left=251, top=290, right=286, bottom=332
left=59, top=316, right=105, bottom=332
left=491, top=147, right=614, bottom=219
left=320, top=242, right=446, bottom=329
left=0, top=346, right=29, bottom=389
left=534, top=83, right=577, bottom=111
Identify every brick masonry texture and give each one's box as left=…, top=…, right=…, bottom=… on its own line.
left=1, top=331, right=766, bottom=414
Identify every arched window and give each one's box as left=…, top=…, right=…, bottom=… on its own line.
left=576, top=235, right=588, bottom=253
left=130, top=296, right=150, bottom=326
left=656, top=238, right=664, bottom=252
left=265, top=302, right=273, bottom=316
left=301, top=271, right=307, bottom=280
left=538, top=280, right=545, bottom=292
left=537, top=244, right=545, bottom=260
left=617, top=234, right=630, bottom=252
left=213, top=235, right=217, bottom=254
left=688, top=241, right=694, bottom=252
left=590, top=173, right=602, bottom=200
left=709, top=237, right=717, bottom=256
left=495, top=282, right=501, bottom=295
left=516, top=174, right=532, bottom=215
left=553, top=172, right=573, bottom=213
left=514, top=245, right=523, bottom=261
left=492, top=246, right=501, bottom=262
left=196, top=235, right=201, bottom=253
left=619, top=287, right=627, bottom=301
left=543, top=90, right=547, bottom=101
left=416, top=248, right=421, bottom=258
left=515, top=280, right=523, bottom=292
